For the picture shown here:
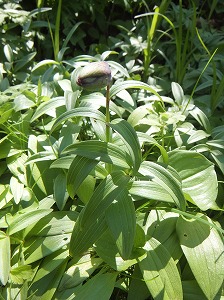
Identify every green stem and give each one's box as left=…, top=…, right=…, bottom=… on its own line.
left=54, top=0, right=62, bottom=61
left=106, top=85, right=111, bottom=142
left=105, top=85, right=112, bottom=173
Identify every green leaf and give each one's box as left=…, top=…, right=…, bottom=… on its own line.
left=137, top=132, right=169, bottom=165
left=110, top=119, right=142, bottom=174
left=77, top=175, right=96, bottom=204
left=106, top=190, right=136, bottom=259
left=29, top=249, right=69, bottom=299
left=54, top=172, right=69, bottom=210
left=187, top=130, right=210, bottom=144
left=63, top=140, right=131, bottom=170
left=139, top=161, right=186, bottom=210
left=58, top=254, right=103, bottom=291
left=128, top=264, right=150, bottom=300
left=168, top=150, right=218, bottom=210
left=32, top=59, right=60, bottom=72
left=129, top=180, right=174, bottom=203
left=189, top=106, right=211, bottom=133
left=109, top=80, right=162, bottom=101
left=30, top=97, right=65, bottom=122
left=176, top=214, right=224, bottom=299
left=69, top=171, right=130, bottom=256
left=171, top=82, right=184, bottom=105
left=10, top=176, right=24, bottom=204
left=10, top=265, right=34, bottom=284
left=0, top=231, right=10, bottom=285
left=74, top=272, right=117, bottom=300
left=182, top=280, right=208, bottom=300
left=50, top=107, right=106, bottom=133
left=7, top=209, right=52, bottom=235
left=67, top=156, right=98, bottom=199
left=95, top=228, right=146, bottom=271
left=24, top=234, right=70, bottom=264
left=139, top=238, right=183, bottom=300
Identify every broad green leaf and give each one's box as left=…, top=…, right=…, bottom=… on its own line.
left=189, top=106, right=211, bottom=133
left=187, top=130, right=210, bottom=144
left=168, top=150, right=218, bottom=210
left=69, top=171, right=130, bottom=256
left=10, top=176, right=24, bottom=204
left=129, top=180, right=174, bottom=203
left=210, top=151, right=224, bottom=175
left=139, top=238, right=183, bottom=300
left=95, top=228, right=146, bottom=271
left=106, top=190, right=136, bottom=259
left=110, top=119, right=142, bottom=174
left=171, top=82, right=184, bottom=105
left=139, top=161, right=186, bottom=210
left=24, top=234, right=70, bottom=264
left=145, top=210, right=182, bottom=261
left=77, top=175, right=96, bottom=204
left=58, top=79, right=72, bottom=91
left=29, top=249, right=69, bottom=299
left=58, top=122, right=80, bottom=153
left=63, top=140, right=131, bottom=170
left=32, top=59, right=60, bottom=72
left=176, top=214, right=224, bottom=299
left=58, top=254, right=103, bottom=291
left=50, top=156, right=75, bottom=169
left=10, top=265, right=33, bottom=284
left=109, top=80, right=162, bottom=101
left=108, top=60, right=129, bottom=77
left=14, top=94, right=36, bottom=112
left=74, top=272, right=117, bottom=300
left=54, top=172, right=69, bottom=210
left=50, top=107, right=106, bottom=133
left=30, top=96, right=65, bottom=122
left=0, top=231, right=10, bottom=285
left=67, top=156, right=98, bottom=199
left=182, top=280, right=208, bottom=300
left=24, top=211, right=78, bottom=238
left=7, top=209, right=52, bottom=235
left=4, top=44, right=13, bottom=63
left=128, top=264, right=150, bottom=300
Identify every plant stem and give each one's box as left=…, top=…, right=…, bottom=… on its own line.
left=106, top=85, right=111, bottom=142
left=54, top=0, right=62, bottom=61
left=105, top=85, right=112, bottom=173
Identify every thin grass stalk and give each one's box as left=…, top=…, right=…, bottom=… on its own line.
left=54, top=0, right=62, bottom=61
left=105, top=85, right=112, bottom=173
left=143, top=6, right=160, bottom=81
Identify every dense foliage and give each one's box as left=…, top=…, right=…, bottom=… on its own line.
left=0, top=0, right=224, bottom=299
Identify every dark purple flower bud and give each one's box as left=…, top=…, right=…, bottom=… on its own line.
left=76, top=61, right=112, bottom=91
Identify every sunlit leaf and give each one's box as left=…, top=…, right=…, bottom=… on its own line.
left=74, top=272, right=117, bottom=300
left=7, top=209, right=52, bottom=235
left=63, top=140, right=131, bottom=170
left=70, top=171, right=130, bottom=256
left=67, top=156, right=98, bottom=198
left=168, top=150, right=218, bottom=210
left=176, top=214, right=224, bottom=299
left=139, top=238, right=183, bottom=300
left=106, top=190, right=136, bottom=259
left=0, top=231, right=10, bottom=285
left=110, top=119, right=142, bottom=174
left=30, top=97, right=65, bottom=122
left=50, top=107, right=106, bottom=133
left=139, top=161, right=186, bottom=210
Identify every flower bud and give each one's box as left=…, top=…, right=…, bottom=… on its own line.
left=76, top=61, right=111, bottom=91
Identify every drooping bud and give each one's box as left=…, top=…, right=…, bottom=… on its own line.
left=76, top=61, right=111, bottom=91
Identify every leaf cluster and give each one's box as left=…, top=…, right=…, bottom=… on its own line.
left=0, top=1, right=224, bottom=299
